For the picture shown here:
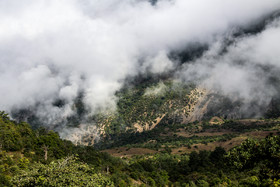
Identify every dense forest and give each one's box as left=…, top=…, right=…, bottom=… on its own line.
left=1, top=111, right=280, bottom=186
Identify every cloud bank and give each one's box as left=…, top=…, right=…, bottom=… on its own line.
left=179, top=17, right=280, bottom=112
left=0, top=0, right=280, bottom=135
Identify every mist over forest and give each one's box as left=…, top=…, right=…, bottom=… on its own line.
left=0, top=0, right=279, bottom=139
left=1, top=1, right=280, bottom=186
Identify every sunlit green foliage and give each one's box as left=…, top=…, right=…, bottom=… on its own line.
left=11, top=156, right=113, bottom=187
left=1, top=111, right=280, bottom=186
left=226, top=136, right=280, bottom=179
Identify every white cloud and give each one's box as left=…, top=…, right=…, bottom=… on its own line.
left=0, top=0, right=279, bottom=133
left=180, top=18, right=280, bottom=108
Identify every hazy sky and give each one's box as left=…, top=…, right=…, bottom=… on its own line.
left=0, top=0, right=280, bottom=133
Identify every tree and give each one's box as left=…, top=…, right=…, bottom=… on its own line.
left=12, top=156, right=113, bottom=186
left=210, top=147, right=226, bottom=167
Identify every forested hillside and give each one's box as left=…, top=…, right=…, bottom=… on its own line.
left=1, top=111, right=280, bottom=186
left=64, top=77, right=280, bottom=147
left=1, top=1, right=280, bottom=186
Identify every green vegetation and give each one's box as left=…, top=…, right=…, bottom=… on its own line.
left=1, top=111, right=280, bottom=186
left=91, top=81, right=198, bottom=137
left=95, top=117, right=280, bottom=151
left=11, top=156, right=113, bottom=187
left=116, top=81, right=194, bottom=124
left=0, top=112, right=113, bottom=186
left=95, top=122, right=238, bottom=150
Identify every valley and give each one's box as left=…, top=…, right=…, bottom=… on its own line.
left=101, top=118, right=280, bottom=157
